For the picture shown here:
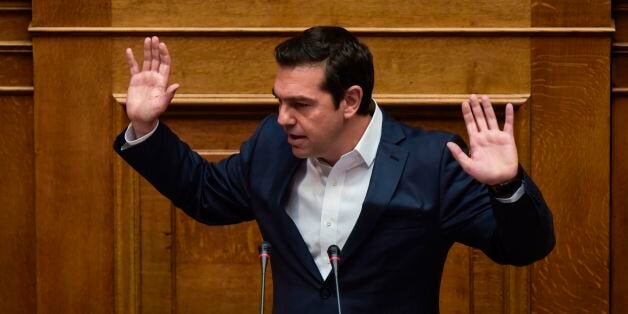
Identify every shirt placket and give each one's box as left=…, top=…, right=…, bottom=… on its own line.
left=318, top=162, right=346, bottom=274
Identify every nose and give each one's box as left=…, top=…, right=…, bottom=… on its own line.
left=277, top=103, right=295, bottom=127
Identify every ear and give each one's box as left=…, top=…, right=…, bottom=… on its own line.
left=342, top=85, right=363, bottom=119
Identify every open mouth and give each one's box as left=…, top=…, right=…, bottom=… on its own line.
left=288, top=134, right=307, bottom=146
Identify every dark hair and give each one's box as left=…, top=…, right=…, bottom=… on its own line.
left=274, top=26, right=375, bottom=115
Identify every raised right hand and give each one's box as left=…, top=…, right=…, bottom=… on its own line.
left=125, top=36, right=179, bottom=137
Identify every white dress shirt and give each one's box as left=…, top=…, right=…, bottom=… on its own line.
left=285, top=106, right=383, bottom=279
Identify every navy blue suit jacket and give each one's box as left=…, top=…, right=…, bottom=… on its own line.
left=114, top=113, right=554, bottom=313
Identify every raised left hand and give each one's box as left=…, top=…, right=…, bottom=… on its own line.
left=446, top=95, right=519, bottom=185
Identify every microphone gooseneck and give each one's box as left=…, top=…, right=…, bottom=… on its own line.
left=259, top=241, right=272, bottom=314
left=327, top=244, right=342, bottom=314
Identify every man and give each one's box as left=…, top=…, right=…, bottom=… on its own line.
left=114, top=26, right=554, bottom=313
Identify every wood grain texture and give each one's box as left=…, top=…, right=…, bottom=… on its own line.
left=612, top=6, right=627, bottom=310
left=611, top=96, right=628, bottom=314
left=113, top=102, right=141, bottom=314
left=32, top=0, right=110, bottom=27
left=0, top=1, right=31, bottom=10
left=612, top=54, right=628, bottom=88
left=34, top=37, right=114, bottom=314
left=0, top=10, right=31, bottom=40
left=112, top=0, right=530, bottom=28
left=114, top=93, right=530, bottom=106
left=613, top=12, right=628, bottom=42
left=531, top=0, right=611, bottom=27
left=174, top=213, right=271, bottom=314
left=440, top=244, right=472, bottom=313
left=139, top=179, right=174, bottom=314
left=112, top=36, right=530, bottom=95
left=0, top=95, right=35, bottom=314
left=0, top=53, right=33, bottom=86
left=531, top=37, right=610, bottom=313
left=29, top=26, right=616, bottom=35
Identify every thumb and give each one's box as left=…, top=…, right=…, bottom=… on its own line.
left=446, top=142, right=471, bottom=170
left=165, top=83, right=180, bottom=103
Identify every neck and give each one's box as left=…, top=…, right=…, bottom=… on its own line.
left=320, top=113, right=372, bottom=166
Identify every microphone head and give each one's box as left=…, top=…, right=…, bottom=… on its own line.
left=259, top=241, right=272, bottom=255
left=327, top=244, right=340, bottom=258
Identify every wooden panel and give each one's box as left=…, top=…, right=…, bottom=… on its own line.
left=175, top=212, right=270, bottom=314
left=112, top=36, right=530, bottom=95
left=0, top=52, right=33, bottom=86
left=613, top=12, right=628, bottom=42
left=139, top=179, right=174, bottom=314
left=0, top=2, right=34, bottom=313
left=531, top=0, right=610, bottom=27
left=0, top=95, right=35, bottom=314
left=472, top=252, right=504, bottom=313
left=611, top=96, right=628, bottom=314
left=165, top=115, right=269, bottom=313
left=612, top=53, right=628, bottom=87
left=32, top=0, right=109, bottom=27
left=531, top=37, right=610, bottom=313
left=34, top=37, right=114, bottom=314
left=440, top=244, right=471, bottom=313
left=113, top=102, right=141, bottom=314
left=612, top=4, right=627, bottom=314
left=112, top=0, right=530, bottom=28
left=0, top=11, right=31, bottom=41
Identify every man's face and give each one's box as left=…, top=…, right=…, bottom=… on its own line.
left=273, top=64, right=346, bottom=163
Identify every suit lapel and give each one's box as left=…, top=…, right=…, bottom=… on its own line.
left=341, top=116, right=408, bottom=263
left=269, top=153, right=324, bottom=284
left=266, top=114, right=408, bottom=283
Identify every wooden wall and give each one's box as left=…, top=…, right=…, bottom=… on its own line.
left=613, top=1, right=628, bottom=313
left=0, top=1, right=35, bottom=314
left=0, top=0, right=619, bottom=313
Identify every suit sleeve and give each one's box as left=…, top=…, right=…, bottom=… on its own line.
left=113, top=117, right=272, bottom=225
left=439, top=135, right=555, bottom=266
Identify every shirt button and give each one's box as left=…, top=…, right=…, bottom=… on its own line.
left=319, top=287, right=331, bottom=299
left=326, top=222, right=332, bottom=227
left=331, top=181, right=337, bottom=186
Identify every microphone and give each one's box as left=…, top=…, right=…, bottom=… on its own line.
left=259, top=241, right=272, bottom=314
left=327, top=244, right=342, bottom=314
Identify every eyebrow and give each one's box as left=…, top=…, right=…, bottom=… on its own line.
left=271, top=88, right=316, bottom=103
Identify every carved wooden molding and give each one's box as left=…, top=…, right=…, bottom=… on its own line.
left=0, top=86, right=34, bottom=95
left=113, top=93, right=529, bottom=107
left=30, top=26, right=614, bottom=36
left=0, top=40, right=32, bottom=53
left=612, top=88, right=628, bottom=94
left=614, top=3, right=628, bottom=12
left=612, top=43, right=628, bottom=54
left=0, top=2, right=31, bottom=11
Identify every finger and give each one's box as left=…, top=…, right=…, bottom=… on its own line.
left=469, top=94, right=488, bottom=131
left=150, top=36, right=160, bottom=72
left=165, top=83, right=180, bottom=103
left=481, top=95, right=499, bottom=130
left=158, top=42, right=171, bottom=80
left=446, top=142, right=472, bottom=170
left=461, top=101, right=479, bottom=136
left=503, top=103, right=515, bottom=135
left=142, top=37, right=151, bottom=71
left=125, top=48, right=139, bottom=76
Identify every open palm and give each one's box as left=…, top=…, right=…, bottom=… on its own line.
left=125, top=36, right=179, bottom=137
left=447, top=95, right=519, bottom=185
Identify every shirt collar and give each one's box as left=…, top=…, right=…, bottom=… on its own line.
left=354, top=101, right=382, bottom=168
left=310, top=100, right=382, bottom=170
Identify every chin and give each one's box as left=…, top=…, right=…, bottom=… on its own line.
left=290, top=148, right=310, bottom=159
